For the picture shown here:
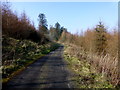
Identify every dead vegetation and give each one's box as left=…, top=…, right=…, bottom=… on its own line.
left=60, top=22, right=119, bottom=87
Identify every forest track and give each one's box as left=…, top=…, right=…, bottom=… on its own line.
left=3, top=46, right=75, bottom=89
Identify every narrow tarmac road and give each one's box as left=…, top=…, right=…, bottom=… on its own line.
left=3, top=46, right=75, bottom=89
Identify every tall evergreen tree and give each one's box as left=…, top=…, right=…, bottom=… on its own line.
left=55, top=22, right=61, bottom=40
left=38, top=13, right=48, bottom=35
left=49, top=26, right=57, bottom=41
left=94, top=21, right=107, bottom=55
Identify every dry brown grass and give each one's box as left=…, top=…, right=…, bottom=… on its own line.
left=60, top=28, right=119, bottom=87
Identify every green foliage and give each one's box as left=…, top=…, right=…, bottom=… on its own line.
left=55, top=22, right=61, bottom=40
left=94, top=22, right=107, bottom=55
left=2, top=35, right=60, bottom=79
left=38, top=13, right=48, bottom=35
left=49, top=24, right=67, bottom=41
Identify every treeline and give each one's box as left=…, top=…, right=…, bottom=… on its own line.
left=2, top=2, right=65, bottom=82
left=2, top=2, right=66, bottom=44
left=60, top=22, right=118, bottom=57
left=2, top=3, right=41, bottom=42
left=60, top=22, right=119, bottom=87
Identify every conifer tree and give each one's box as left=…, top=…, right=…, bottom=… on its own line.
left=94, top=21, right=107, bottom=55
left=38, top=13, right=48, bottom=35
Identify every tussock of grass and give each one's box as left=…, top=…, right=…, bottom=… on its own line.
left=64, top=45, right=114, bottom=88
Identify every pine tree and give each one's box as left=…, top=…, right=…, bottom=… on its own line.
left=94, top=21, right=107, bottom=55
left=38, top=13, right=48, bottom=35
left=55, top=22, right=61, bottom=41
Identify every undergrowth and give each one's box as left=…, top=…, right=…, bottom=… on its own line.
left=64, top=45, right=114, bottom=88
left=2, top=35, right=60, bottom=83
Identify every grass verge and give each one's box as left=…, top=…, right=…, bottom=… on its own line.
left=63, top=45, right=114, bottom=88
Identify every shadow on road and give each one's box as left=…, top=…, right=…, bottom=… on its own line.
left=3, top=46, right=75, bottom=89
